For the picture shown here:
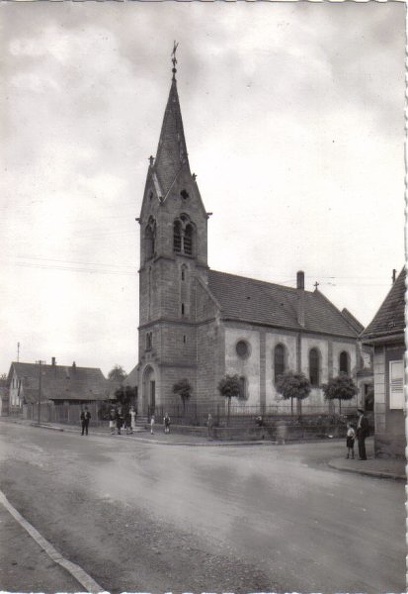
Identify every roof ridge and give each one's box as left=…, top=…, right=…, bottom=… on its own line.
left=209, top=269, right=312, bottom=294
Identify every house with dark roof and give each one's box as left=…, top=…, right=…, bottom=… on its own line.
left=130, top=56, right=366, bottom=417
left=360, top=267, right=405, bottom=458
left=7, top=359, right=116, bottom=421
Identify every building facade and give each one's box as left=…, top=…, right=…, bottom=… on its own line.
left=133, top=63, right=365, bottom=417
left=361, top=268, right=405, bottom=458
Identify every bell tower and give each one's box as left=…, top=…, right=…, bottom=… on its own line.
left=137, top=45, right=209, bottom=414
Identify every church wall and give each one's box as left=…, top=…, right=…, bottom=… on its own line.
left=331, top=339, right=358, bottom=375
left=196, top=320, right=224, bottom=409
left=265, top=330, right=298, bottom=408
left=224, top=326, right=261, bottom=407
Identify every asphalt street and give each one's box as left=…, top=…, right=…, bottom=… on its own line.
left=0, top=422, right=405, bottom=594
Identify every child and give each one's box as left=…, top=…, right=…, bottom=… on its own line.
left=163, top=413, right=171, bottom=434
left=346, top=423, right=356, bottom=459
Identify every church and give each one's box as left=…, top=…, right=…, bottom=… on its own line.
left=130, top=54, right=365, bottom=418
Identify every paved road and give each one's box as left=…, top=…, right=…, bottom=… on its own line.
left=0, top=423, right=405, bottom=593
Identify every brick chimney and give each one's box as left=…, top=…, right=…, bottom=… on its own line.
left=51, top=357, right=56, bottom=366
left=297, top=271, right=305, bottom=327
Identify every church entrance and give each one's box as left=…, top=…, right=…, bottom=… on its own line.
left=142, top=365, right=157, bottom=416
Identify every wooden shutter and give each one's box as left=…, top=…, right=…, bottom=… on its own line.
left=389, top=360, right=404, bottom=409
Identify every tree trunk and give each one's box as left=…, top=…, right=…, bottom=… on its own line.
left=297, top=398, right=302, bottom=418
left=227, top=397, right=231, bottom=426
left=339, top=398, right=342, bottom=415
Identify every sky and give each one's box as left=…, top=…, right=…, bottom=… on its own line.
left=1, top=1, right=405, bottom=378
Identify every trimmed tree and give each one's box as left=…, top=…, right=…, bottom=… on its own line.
left=218, top=374, right=244, bottom=425
left=275, top=371, right=311, bottom=417
left=172, top=378, right=192, bottom=416
left=322, top=373, right=358, bottom=415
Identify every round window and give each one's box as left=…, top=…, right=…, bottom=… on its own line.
left=236, top=340, right=250, bottom=359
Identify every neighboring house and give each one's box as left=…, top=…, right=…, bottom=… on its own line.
left=360, top=268, right=405, bottom=459
left=7, top=359, right=115, bottom=418
left=128, top=61, right=365, bottom=417
left=0, top=376, right=9, bottom=416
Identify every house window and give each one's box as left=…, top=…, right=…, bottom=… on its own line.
left=181, top=265, right=187, bottom=281
left=274, top=344, right=285, bottom=382
left=146, top=332, right=152, bottom=351
left=236, top=340, right=250, bottom=359
left=309, top=348, right=320, bottom=386
left=339, top=351, right=349, bottom=375
left=389, top=360, right=404, bottom=409
left=181, top=303, right=185, bottom=316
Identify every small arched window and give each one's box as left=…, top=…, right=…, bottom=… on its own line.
left=274, top=344, right=285, bottom=382
left=309, top=348, right=320, bottom=386
left=339, top=351, right=349, bottom=375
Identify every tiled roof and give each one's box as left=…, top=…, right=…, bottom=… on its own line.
left=207, top=270, right=360, bottom=338
left=361, top=267, right=405, bottom=341
left=8, top=362, right=115, bottom=403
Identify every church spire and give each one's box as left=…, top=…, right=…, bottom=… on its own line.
left=153, top=42, right=191, bottom=199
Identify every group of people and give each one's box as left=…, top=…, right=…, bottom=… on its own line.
left=109, top=406, right=137, bottom=435
left=149, top=413, right=171, bottom=434
left=345, top=408, right=370, bottom=460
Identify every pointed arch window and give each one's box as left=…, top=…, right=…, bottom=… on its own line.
left=339, top=351, right=349, bottom=375
left=274, top=344, right=286, bottom=382
left=309, top=348, right=320, bottom=387
left=145, top=217, right=156, bottom=261
left=173, top=214, right=195, bottom=256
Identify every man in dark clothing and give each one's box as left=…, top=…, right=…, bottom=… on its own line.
left=356, top=408, right=369, bottom=460
left=80, top=407, right=91, bottom=436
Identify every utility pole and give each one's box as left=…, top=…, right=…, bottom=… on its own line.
left=36, top=360, right=46, bottom=425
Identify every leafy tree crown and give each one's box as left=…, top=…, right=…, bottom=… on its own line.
left=275, top=371, right=311, bottom=401
left=172, top=379, right=192, bottom=399
left=321, top=374, right=358, bottom=401
left=218, top=374, right=244, bottom=399
left=108, top=365, right=127, bottom=382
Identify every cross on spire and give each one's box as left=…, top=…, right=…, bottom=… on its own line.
left=314, top=281, right=320, bottom=290
left=171, top=41, right=179, bottom=80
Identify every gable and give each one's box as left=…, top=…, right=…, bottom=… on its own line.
left=361, top=267, right=405, bottom=342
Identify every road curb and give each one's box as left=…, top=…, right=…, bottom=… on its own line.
left=328, top=462, right=406, bottom=482
left=0, top=489, right=108, bottom=594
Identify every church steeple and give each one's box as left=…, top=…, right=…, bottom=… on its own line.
left=153, top=43, right=191, bottom=201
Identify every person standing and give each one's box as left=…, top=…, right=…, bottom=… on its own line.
left=163, top=413, right=171, bottom=434
left=346, top=423, right=356, bottom=459
left=150, top=414, right=155, bottom=435
left=80, top=407, right=91, bottom=436
left=116, top=408, right=124, bottom=435
left=109, top=410, right=116, bottom=435
left=130, top=406, right=136, bottom=434
left=356, top=409, right=369, bottom=460
left=207, top=413, right=214, bottom=440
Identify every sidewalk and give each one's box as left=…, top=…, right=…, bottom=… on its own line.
left=328, top=438, right=406, bottom=481
left=0, top=498, right=84, bottom=593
